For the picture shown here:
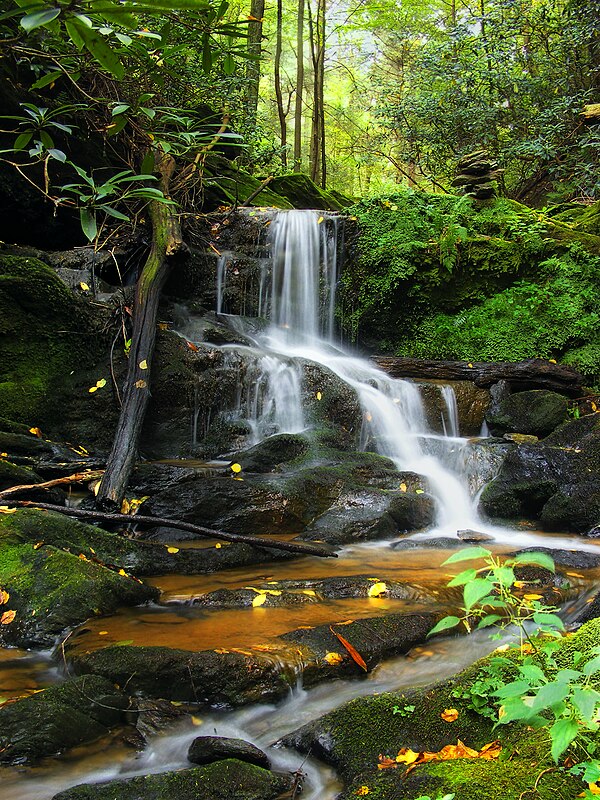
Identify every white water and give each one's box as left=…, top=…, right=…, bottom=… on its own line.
left=218, top=209, right=481, bottom=535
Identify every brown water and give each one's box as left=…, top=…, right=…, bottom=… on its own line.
left=2, top=527, right=599, bottom=800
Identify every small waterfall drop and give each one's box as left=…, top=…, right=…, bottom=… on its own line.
left=218, top=209, right=480, bottom=534
left=440, top=384, right=460, bottom=438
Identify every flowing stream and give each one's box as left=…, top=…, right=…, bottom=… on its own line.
left=4, top=209, right=600, bottom=800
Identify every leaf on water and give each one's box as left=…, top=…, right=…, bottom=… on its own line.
left=324, top=651, right=343, bottom=665
left=1, top=610, right=16, bottom=625
left=329, top=626, right=368, bottom=671
left=139, top=360, right=148, bottom=370
left=252, top=593, right=267, bottom=607
left=191, top=716, right=202, bottom=726
left=368, top=582, right=388, bottom=598
left=441, top=708, right=459, bottom=722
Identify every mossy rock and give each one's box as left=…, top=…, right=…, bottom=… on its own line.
left=486, top=390, right=568, bottom=438
left=202, top=155, right=293, bottom=209
left=269, top=173, right=351, bottom=211
left=0, top=675, right=129, bottom=765
left=0, top=511, right=158, bottom=647
left=235, top=433, right=311, bottom=473
left=51, top=759, right=292, bottom=800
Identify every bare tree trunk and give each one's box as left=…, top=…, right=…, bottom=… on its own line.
left=274, top=0, right=288, bottom=167
left=97, top=153, right=184, bottom=510
left=308, top=0, right=325, bottom=185
left=245, top=0, right=265, bottom=129
left=293, top=0, right=305, bottom=171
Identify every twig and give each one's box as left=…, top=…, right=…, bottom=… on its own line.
left=0, top=471, right=104, bottom=501
left=10, top=501, right=338, bottom=559
left=239, top=175, right=274, bottom=208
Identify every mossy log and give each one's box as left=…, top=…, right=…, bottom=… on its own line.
left=97, top=154, right=184, bottom=510
left=372, top=356, right=585, bottom=395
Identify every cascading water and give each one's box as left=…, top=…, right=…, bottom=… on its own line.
left=220, top=209, right=479, bottom=534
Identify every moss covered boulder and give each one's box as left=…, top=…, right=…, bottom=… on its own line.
left=269, top=173, right=351, bottom=211
left=0, top=675, right=129, bottom=764
left=0, top=253, right=106, bottom=425
left=0, top=511, right=158, bottom=647
left=486, top=389, right=568, bottom=438
left=52, top=759, right=291, bottom=800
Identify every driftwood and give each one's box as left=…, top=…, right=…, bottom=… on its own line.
left=372, top=357, right=585, bottom=396
left=11, top=501, right=337, bottom=559
left=0, top=471, right=103, bottom=502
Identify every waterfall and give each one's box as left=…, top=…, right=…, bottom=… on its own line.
left=440, top=384, right=460, bottom=438
left=217, top=209, right=480, bottom=534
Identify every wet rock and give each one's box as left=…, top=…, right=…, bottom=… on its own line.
left=585, top=524, right=600, bottom=538
left=188, top=736, right=270, bottom=769
left=418, top=380, right=490, bottom=436
left=485, top=389, right=568, bottom=438
left=503, top=433, right=539, bottom=444
left=457, top=529, right=494, bottom=543
left=390, top=536, right=462, bottom=550
left=509, top=546, right=600, bottom=570
left=129, top=698, right=186, bottom=745
left=479, top=414, right=600, bottom=531
left=388, top=492, right=436, bottom=532
left=67, top=645, right=296, bottom=707
left=189, top=575, right=430, bottom=608
left=0, top=675, right=129, bottom=764
left=0, top=510, right=159, bottom=648
left=302, top=362, right=363, bottom=435
left=282, top=612, right=439, bottom=683
left=51, top=759, right=291, bottom=800
left=235, top=433, right=310, bottom=473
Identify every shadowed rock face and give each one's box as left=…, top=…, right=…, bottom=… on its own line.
left=485, top=389, right=568, bottom=438
left=187, top=736, right=270, bottom=769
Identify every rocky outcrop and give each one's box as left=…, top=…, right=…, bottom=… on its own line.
left=486, top=389, right=568, bottom=438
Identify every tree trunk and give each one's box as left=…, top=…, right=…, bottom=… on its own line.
left=97, top=153, right=184, bottom=510
left=245, top=0, right=265, bottom=129
left=293, top=0, right=305, bottom=171
left=372, top=356, right=585, bottom=395
left=274, top=0, right=287, bottom=167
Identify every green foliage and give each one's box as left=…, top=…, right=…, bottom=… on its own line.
left=405, top=245, right=600, bottom=378
left=430, top=547, right=600, bottom=787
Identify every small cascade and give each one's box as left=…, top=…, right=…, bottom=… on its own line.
left=207, top=209, right=483, bottom=534
left=440, top=384, right=460, bottom=438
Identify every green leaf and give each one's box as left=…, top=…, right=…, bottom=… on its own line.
left=447, top=568, right=477, bottom=587
left=99, top=205, right=130, bottom=221
left=464, top=578, right=495, bottom=611
left=497, top=696, right=537, bottom=724
left=223, top=52, right=235, bottom=75
left=493, top=566, right=515, bottom=588
left=112, top=104, right=131, bottom=117
left=442, top=547, right=491, bottom=565
left=427, top=615, right=461, bottom=636
left=583, top=656, right=600, bottom=677
left=531, top=681, right=569, bottom=712
left=76, top=24, right=125, bottom=79
left=140, top=151, right=155, bottom=174
left=21, top=7, right=61, bottom=31
left=511, top=552, right=556, bottom=573
left=550, top=718, right=578, bottom=762
left=80, top=208, right=98, bottom=242
left=13, top=132, right=33, bottom=150
left=571, top=687, right=600, bottom=724
left=518, top=664, right=546, bottom=683
left=493, top=679, right=532, bottom=699
left=31, top=71, right=63, bottom=89
left=202, top=32, right=213, bottom=73
left=476, top=614, right=503, bottom=629
left=47, top=148, right=67, bottom=162
left=65, top=19, right=86, bottom=50
left=533, top=611, right=564, bottom=631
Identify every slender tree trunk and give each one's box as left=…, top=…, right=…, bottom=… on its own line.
left=319, top=0, right=326, bottom=188
left=274, top=0, right=287, bottom=167
left=293, top=0, right=305, bottom=171
left=245, top=0, right=265, bottom=130
left=97, top=153, right=184, bottom=510
left=308, top=0, right=325, bottom=185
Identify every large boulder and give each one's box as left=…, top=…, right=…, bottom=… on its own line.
left=0, top=675, right=129, bottom=764
left=187, top=736, right=270, bottom=769
left=485, top=389, right=568, bottom=438
left=51, top=759, right=291, bottom=800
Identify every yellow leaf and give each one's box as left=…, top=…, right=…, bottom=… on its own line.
left=441, top=708, right=459, bottom=722
left=302, top=589, right=317, bottom=597
left=318, top=216, right=324, bottom=224
left=368, top=582, right=388, bottom=598
left=29, top=427, right=42, bottom=437
left=33, top=541, right=44, bottom=549
left=121, top=499, right=131, bottom=515
left=467, top=363, right=473, bottom=368
left=566, top=572, right=584, bottom=578
left=252, top=594, right=267, bottom=607
left=415, top=489, right=424, bottom=494
left=96, top=378, right=107, bottom=388
left=395, top=748, right=420, bottom=764
left=1, top=610, right=16, bottom=625
left=118, top=569, right=127, bottom=577
left=316, top=391, right=322, bottom=400
left=399, top=483, right=407, bottom=492
left=230, top=462, right=242, bottom=473
left=88, top=386, right=98, bottom=393
left=79, top=282, right=90, bottom=291
left=523, top=593, right=543, bottom=601
left=549, top=358, right=557, bottom=364
left=324, top=651, right=343, bottom=665
left=139, top=360, right=148, bottom=370
left=135, top=380, right=147, bottom=389
left=215, top=543, right=222, bottom=548
left=0, top=452, right=7, bottom=458
left=191, top=715, right=202, bottom=726
left=0, top=506, right=16, bottom=514
left=99, top=631, right=108, bottom=635
left=0, top=590, right=9, bottom=605
left=355, top=787, right=370, bottom=796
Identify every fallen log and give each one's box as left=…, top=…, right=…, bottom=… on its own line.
left=10, top=501, right=338, bottom=559
left=0, top=470, right=104, bottom=502
left=372, top=357, right=585, bottom=396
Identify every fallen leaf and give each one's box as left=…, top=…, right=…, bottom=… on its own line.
left=215, top=543, right=222, bottom=548
left=139, top=360, right=148, bottom=370
left=252, top=593, right=267, bottom=607
left=135, top=379, right=147, bottom=389
left=1, top=610, right=16, bottom=625
left=0, top=590, right=8, bottom=605
left=441, top=708, right=459, bottom=722
left=230, top=463, right=242, bottom=474
left=566, top=572, right=584, bottom=578
left=523, top=593, right=544, bottom=601
left=316, top=391, right=322, bottom=400
left=191, top=716, right=202, bottom=726
left=330, top=626, right=368, bottom=671
left=167, top=546, right=180, bottom=554
left=96, top=378, right=107, bottom=388
left=29, top=427, right=42, bottom=437
left=324, top=652, right=343, bottom=665
left=395, top=748, right=420, bottom=764
left=302, top=589, right=317, bottom=597
left=186, top=340, right=199, bottom=352
left=0, top=506, right=17, bottom=514
left=118, top=569, right=127, bottom=576
left=399, top=483, right=407, bottom=492
left=79, top=282, right=90, bottom=291
left=368, top=582, right=388, bottom=598
left=478, top=740, right=502, bottom=759
left=33, top=541, right=44, bottom=549
left=355, top=787, right=370, bottom=796
left=98, top=631, right=108, bottom=635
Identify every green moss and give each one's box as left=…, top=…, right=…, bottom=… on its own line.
left=202, top=155, right=293, bottom=209
left=270, top=173, right=351, bottom=211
